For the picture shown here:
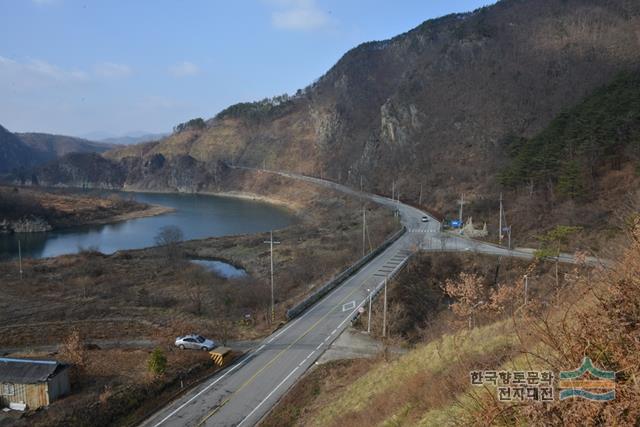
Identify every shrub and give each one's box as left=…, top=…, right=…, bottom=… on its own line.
left=147, top=348, right=167, bottom=377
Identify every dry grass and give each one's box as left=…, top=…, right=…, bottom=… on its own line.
left=305, top=321, right=517, bottom=427
left=273, top=222, right=638, bottom=427
left=0, top=171, right=398, bottom=426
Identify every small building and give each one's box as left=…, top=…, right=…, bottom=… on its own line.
left=0, top=357, right=70, bottom=410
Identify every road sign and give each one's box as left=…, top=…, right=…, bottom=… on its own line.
left=450, top=220, right=462, bottom=228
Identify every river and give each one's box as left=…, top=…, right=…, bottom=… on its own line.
left=0, top=192, right=295, bottom=260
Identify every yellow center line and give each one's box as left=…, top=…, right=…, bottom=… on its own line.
left=196, top=277, right=368, bottom=426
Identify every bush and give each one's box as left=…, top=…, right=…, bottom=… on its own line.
left=147, top=348, right=167, bottom=377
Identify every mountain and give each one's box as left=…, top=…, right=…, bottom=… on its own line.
left=99, top=0, right=639, bottom=204
left=0, top=126, right=114, bottom=175
left=0, top=125, right=33, bottom=174
left=25, top=0, right=640, bottom=246
left=17, top=133, right=114, bottom=162
left=77, top=131, right=168, bottom=145
left=99, top=132, right=168, bottom=145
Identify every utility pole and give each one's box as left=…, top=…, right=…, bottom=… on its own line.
left=524, top=275, right=528, bottom=305
left=367, top=288, right=372, bottom=334
left=391, top=181, right=395, bottom=202
left=360, top=175, right=363, bottom=192
left=499, top=192, right=503, bottom=244
left=382, top=277, right=388, bottom=338
left=263, top=231, right=280, bottom=323
left=18, top=239, right=23, bottom=280
left=362, top=207, right=366, bottom=257
left=419, top=183, right=423, bottom=206
left=458, top=193, right=466, bottom=229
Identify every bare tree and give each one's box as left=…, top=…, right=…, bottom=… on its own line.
left=154, top=225, right=184, bottom=261
left=184, top=267, right=210, bottom=315
left=443, top=272, right=488, bottom=328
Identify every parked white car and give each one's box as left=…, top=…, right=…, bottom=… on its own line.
left=175, top=334, right=216, bottom=351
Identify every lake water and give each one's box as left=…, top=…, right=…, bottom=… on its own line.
left=0, top=192, right=295, bottom=260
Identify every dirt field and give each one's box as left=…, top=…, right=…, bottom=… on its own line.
left=0, top=172, right=397, bottom=425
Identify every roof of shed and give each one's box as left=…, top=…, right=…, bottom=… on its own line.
left=0, top=357, right=68, bottom=384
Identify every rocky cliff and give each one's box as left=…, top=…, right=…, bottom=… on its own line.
left=98, top=0, right=640, bottom=210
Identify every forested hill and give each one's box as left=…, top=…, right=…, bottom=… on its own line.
left=500, top=70, right=640, bottom=200
left=101, top=0, right=640, bottom=211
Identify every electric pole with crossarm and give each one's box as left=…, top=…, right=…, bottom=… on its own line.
left=263, top=230, right=280, bottom=323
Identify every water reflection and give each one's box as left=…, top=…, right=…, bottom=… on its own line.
left=0, top=192, right=295, bottom=260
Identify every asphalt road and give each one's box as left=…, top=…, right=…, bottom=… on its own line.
left=141, top=170, right=602, bottom=427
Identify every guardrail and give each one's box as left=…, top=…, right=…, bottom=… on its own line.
left=285, top=226, right=407, bottom=320
left=348, top=246, right=414, bottom=325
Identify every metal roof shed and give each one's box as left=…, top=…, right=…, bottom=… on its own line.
left=0, top=357, right=71, bottom=410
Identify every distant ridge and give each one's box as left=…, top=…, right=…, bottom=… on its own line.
left=99, top=133, right=168, bottom=145
left=0, top=125, right=114, bottom=174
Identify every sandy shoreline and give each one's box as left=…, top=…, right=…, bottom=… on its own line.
left=80, top=204, right=175, bottom=227
left=118, top=186, right=303, bottom=214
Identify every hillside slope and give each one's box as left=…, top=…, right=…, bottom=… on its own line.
left=0, top=125, right=33, bottom=174
left=103, top=0, right=640, bottom=208
left=17, top=132, right=114, bottom=162
left=0, top=125, right=113, bottom=175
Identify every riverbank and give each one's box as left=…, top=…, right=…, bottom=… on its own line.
left=0, top=186, right=173, bottom=233
left=0, top=170, right=398, bottom=426
left=78, top=204, right=174, bottom=226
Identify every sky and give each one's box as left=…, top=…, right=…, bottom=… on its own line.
left=0, top=0, right=495, bottom=138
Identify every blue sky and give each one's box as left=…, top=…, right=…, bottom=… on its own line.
left=0, top=0, right=495, bottom=138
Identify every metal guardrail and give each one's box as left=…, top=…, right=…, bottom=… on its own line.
left=285, top=226, right=407, bottom=320
left=348, top=248, right=413, bottom=325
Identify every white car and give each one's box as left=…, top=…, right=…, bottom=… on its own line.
left=175, top=334, right=217, bottom=351
left=421, top=216, right=430, bottom=222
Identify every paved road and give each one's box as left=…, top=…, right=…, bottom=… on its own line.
left=141, top=169, right=603, bottom=427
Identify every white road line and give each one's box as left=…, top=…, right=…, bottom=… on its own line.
left=237, top=280, right=393, bottom=427
left=256, top=344, right=265, bottom=352
left=315, top=343, right=323, bottom=350
left=303, top=350, right=315, bottom=363
left=151, top=356, right=249, bottom=427
left=154, top=227, right=411, bottom=426
left=342, top=300, right=356, bottom=311
left=237, top=366, right=300, bottom=427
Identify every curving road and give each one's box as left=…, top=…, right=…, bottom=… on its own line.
left=140, top=169, right=602, bottom=427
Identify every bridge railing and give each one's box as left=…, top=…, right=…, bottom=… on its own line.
left=285, top=226, right=407, bottom=320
